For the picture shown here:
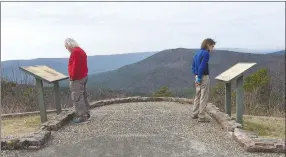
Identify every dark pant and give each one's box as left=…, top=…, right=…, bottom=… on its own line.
left=69, top=76, right=90, bottom=118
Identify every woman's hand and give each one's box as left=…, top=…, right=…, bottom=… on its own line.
left=195, top=77, right=201, bottom=87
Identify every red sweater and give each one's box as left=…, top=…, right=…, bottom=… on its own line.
left=68, top=47, right=88, bottom=81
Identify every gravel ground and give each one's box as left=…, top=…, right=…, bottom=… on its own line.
left=2, top=102, right=284, bottom=157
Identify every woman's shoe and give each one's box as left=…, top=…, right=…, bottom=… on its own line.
left=198, top=118, right=210, bottom=123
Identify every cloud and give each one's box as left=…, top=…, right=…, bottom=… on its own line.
left=1, top=2, right=285, bottom=61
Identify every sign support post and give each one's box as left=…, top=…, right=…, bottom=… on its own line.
left=35, top=78, right=47, bottom=123
left=225, top=83, right=231, bottom=116
left=236, top=75, right=244, bottom=124
left=215, top=62, right=256, bottom=125
left=54, top=81, right=62, bottom=114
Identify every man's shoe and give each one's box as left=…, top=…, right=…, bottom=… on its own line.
left=191, top=115, right=198, bottom=119
left=198, top=118, right=210, bottom=123
left=72, top=117, right=87, bottom=124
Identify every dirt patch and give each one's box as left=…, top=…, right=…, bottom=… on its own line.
left=1, top=113, right=57, bottom=138
left=236, top=115, right=285, bottom=139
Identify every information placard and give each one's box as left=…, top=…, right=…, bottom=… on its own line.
left=19, top=65, right=68, bottom=83
left=215, top=63, right=256, bottom=82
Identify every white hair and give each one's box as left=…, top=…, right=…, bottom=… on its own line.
left=65, top=38, right=79, bottom=49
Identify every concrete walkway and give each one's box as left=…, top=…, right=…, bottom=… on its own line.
left=2, top=102, right=284, bottom=157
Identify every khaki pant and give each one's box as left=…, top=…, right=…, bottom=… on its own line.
left=193, top=75, right=210, bottom=119
left=69, top=76, right=90, bottom=118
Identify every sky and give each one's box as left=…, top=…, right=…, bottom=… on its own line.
left=1, top=2, right=285, bottom=61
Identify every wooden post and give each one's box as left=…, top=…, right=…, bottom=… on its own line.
left=54, top=81, right=62, bottom=114
left=236, top=75, right=244, bottom=124
left=225, top=83, right=231, bottom=116
left=35, top=78, right=47, bottom=123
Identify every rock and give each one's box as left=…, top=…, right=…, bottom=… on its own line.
left=206, top=104, right=241, bottom=132
left=140, top=97, right=150, bottom=102
left=162, top=97, right=174, bottom=102
left=232, top=128, right=285, bottom=153
left=90, top=100, right=104, bottom=108
left=1, top=138, right=20, bottom=150
left=1, top=140, right=8, bottom=149
left=41, top=110, right=74, bottom=131
left=227, top=131, right=233, bottom=138
left=233, top=128, right=255, bottom=148
left=15, top=138, right=29, bottom=149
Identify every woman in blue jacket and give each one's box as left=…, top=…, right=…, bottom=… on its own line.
left=191, top=38, right=216, bottom=122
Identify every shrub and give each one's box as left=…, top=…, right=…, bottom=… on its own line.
left=210, top=68, right=285, bottom=117
left=153, top=86, right=172, bottom=97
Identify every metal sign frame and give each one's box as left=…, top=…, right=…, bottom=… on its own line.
left=19, top=65, right=69, bottom=123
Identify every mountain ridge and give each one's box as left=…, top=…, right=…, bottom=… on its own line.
left=87, top=48, right=285, bottom=95
left=1, top=51, right=156, bottom=82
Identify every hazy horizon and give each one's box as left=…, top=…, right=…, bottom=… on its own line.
left=1, top=47, right=284, bottom=62
left=1, top=2, right=285, bottom=61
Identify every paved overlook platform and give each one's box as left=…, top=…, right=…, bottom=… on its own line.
left=2, top=102, right=284, bottom=157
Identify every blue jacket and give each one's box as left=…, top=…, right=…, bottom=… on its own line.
left=192, top=49, right=210, bottom=80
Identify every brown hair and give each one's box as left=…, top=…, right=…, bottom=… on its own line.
left=201, top=38, right=216, bottom=50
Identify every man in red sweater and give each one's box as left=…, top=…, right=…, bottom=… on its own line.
left=65, top=38, right=90, bottom=123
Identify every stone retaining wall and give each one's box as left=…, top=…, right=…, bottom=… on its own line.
left=1, top=130, right=51, bottom=150
left=1, top=109, right=69, bottom=118
left=206, top=103, right=242, bottom=132
left=89, top=96, right=192, bottom=108
left=233, top=128, right=285, bottom=153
